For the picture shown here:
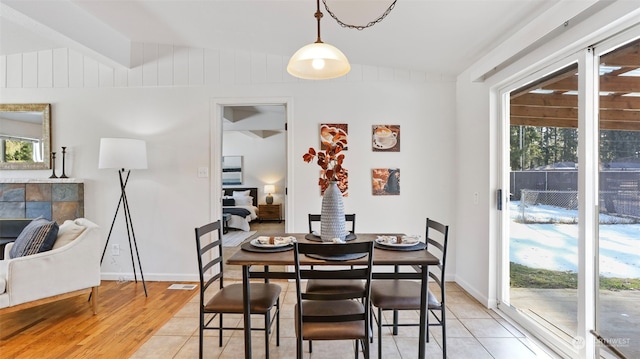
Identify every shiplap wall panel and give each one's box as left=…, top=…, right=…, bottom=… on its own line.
left=346, top=64, right=363, bottom=82
left=266, top=54, right=284, bottom=83
left=251, top=53, right=267, bottom=84
left=204, top=48, right=220, bottom=86
left=99, top=64, right=114, bottom=87
left=2, top=43, right=436, bottom=91
left=143, top=43, right=158, bottom=87
left=0, top=56, right=6, bottom=88
left=68, top=49, right=84, bottom=87
left=37, top=50, right=53, bottom=88
left=235, top=51, right=251, bottom=84
left=394, top=69, right=411, bottom=82
left=7, top=54, right=23, bottom=88
left=173, top=46, right=189, bottom=86
left=362, top=65, right=378, bottom=82
left=219, top=50, right=234, bottom=85
left=53, top=48, right=69, bottom=88
left=158, top=44, right=174, bottom=86
left=23, top=52, right=38, bottom=88
left=188, top=48, right=204, bottom=86
left=379, top=67, right=394, bottom=81
left=84, top=56, right=100, bottom=88
left=128, top=43, right=144, bottom=87
left=115, top=68, right=128, bottom=87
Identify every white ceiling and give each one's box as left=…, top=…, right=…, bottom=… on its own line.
left=0, top=0, right=563, bottom=76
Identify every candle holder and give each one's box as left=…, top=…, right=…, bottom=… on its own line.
left=49, top=152, right=58, bottom=178
left=60, top=147, right=68, bottom=178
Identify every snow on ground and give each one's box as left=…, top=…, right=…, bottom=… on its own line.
left=509, top=201, right=640, bottom=278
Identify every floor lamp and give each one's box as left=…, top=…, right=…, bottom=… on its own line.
left=98, top=138, right=148, bottom=297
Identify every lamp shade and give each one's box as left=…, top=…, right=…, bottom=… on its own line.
left=287, top=42, right=351, bottom=80
left=98, top=138, right=148, bottom=170
left=264, top=184, right=275, bottom=194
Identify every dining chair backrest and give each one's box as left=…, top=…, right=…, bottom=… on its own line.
left=307, top=214, right=356, bottom=234
left=194, top=220, right=225, bottom=297
left=293, top=241, right=373, bottom=303
left=426, top=217, right=449, bottom=298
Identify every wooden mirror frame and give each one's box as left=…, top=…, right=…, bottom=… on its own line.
left=0, top=103, right=51, bottom=170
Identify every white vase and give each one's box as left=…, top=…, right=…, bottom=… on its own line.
left=320, top=181, right=346, bottom=241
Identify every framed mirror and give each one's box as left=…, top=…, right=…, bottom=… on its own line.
left=0, top=103, right=51, bottom=170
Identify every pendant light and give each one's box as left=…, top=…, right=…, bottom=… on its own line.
left=287, top=0, right=350, bottom=80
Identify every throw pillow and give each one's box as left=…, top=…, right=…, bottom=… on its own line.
left=9, top=217, right=59, bottom=258
left=233, top=190, right=251, bottom=198
left=234, top=195, right=253, bottom=206
left=52, top=220, right=87, bottom=250
left=222, top=198, right=236, bottom=206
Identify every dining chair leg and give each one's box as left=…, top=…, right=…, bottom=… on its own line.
left=219, top=313, right=224, bottom=347
left=276, top=299, right=281, bottom=346
left=265, top=312, right=271, bottom=359
left=377, top=307, right=383, bottom=359
left=199, top=311, right=204, bottom=359
left=392, top=309, right=399, bottom=335
left=441, top=309, right=447, bottom=358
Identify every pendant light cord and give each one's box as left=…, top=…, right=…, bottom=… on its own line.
left=322, top=0, right=397, bottom=31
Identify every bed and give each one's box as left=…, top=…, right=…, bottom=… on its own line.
left=222, top=187, right=259, bottom=231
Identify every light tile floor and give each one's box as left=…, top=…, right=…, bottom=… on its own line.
left=131, top=280, right=561, bottom=359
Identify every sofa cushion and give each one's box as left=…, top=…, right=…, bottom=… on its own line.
left=52, top=220, right=87, bottom=250
left=9, top=217, right=59, bottom=258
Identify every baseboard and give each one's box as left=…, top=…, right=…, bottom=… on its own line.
left=101, top=272, right=200, bottom=282
left=454, top=274, right=496, bottom=308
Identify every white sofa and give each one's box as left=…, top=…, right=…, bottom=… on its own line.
left=0, top=218, right=101, bottom=314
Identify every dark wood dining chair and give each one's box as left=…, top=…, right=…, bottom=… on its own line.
left=293, top=241, right=374, bottom=359
left=370, top=218, right=449, bottom=358
left=194, top=220, right=281, bottom=359
left=306, top=214, right=365, bottom=351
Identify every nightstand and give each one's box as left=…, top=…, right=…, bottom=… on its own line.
left=258, top=204, right=282, bottom=222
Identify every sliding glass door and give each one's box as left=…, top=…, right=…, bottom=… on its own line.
left=596, top=37, right=640, bottom=359
left=499, top=34, right=640, bottom=359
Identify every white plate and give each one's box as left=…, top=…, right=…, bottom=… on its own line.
left=373, top=137, right=397, bottom=150
left=251, top=237, right=295, bottom=248
left=375, top=236, right=420, bottom=247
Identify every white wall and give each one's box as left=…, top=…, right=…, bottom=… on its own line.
left=0, top=46, right=456, bottom=281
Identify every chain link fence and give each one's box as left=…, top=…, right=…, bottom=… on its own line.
left=519, top=189, right=640, bottom=224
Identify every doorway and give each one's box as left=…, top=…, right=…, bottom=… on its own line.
left=210, top=98, right=294, bottom=234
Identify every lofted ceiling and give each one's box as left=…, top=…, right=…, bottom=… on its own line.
left=0, top=0, right=567, bottom=76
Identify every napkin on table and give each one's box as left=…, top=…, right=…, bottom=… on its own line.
left=256, top=236, right=296, bottom=245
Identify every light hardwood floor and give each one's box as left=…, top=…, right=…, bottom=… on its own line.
left=0, top=280, right=197, bottom=358
left=0, top=221, right=282, bottom=359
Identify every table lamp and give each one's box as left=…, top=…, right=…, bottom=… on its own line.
left=264, top=185, right=275, bottom=204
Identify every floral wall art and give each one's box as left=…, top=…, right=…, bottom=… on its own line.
left=372, top=168, right=400, bottom=195
left=320, top=123, right=348, bottom=150
left=372, top=125, right=400, bottom=152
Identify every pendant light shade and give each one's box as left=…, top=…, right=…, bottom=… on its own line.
left=287, top=42, right=350, bottom=80
left=287, top=0, right=350, bottom=80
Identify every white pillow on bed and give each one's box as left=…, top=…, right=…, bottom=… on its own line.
left=233, top=190, right=251, bottom=198
left=234, top=195, right=253, bottom=206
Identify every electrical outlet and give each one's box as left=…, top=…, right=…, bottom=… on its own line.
left=473, top=192, right=479, bottom=205
left=111, top=244, right=120, bottom=256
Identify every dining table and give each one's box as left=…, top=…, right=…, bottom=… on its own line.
left=225, top=232, right=440, bottom=359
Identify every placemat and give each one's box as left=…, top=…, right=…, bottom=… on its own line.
left=304, top=233, right=357, bottom=242
left=373, top=241, right=427, bottom=251
left=305, top=252, right=367, bottom=261
left=241, top=241, right=293, bottom=253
